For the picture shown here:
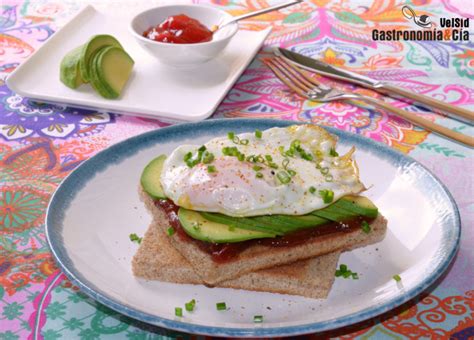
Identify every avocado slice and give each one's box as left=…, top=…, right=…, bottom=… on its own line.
left=79, top=34, right=123, bottom=82
left=89, top=45, right=134, bottom=99
left=178, top=208, right=275, bottom=243
left=200, top=212, right=284, bottom=236
left=333, top=195, right=378, bottom=218
left=140, top=155, right=167, bottom=199
left=311, top=205, right=356, bottom=222
left=60, top=45, right=85, bottom=89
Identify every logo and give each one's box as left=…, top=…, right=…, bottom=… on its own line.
left=372, top=6, right=470, bottom=41
left=402, top=5, right=432, bottom=28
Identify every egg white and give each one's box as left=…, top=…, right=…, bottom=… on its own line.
left=160, top=125, right=365, bottom=217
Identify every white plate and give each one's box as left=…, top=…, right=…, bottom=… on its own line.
left=6, top=5, right=271, bottom=122
left=46, top=119, right=460, bottom=337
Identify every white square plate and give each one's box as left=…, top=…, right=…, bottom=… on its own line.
left=6, top=5, right=271, bottom=122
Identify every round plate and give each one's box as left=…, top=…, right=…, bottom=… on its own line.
left=46, top=119, right=460, bottom=337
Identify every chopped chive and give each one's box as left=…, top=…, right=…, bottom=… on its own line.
left=252, top=165, right=263, bottom=171
left=287, top=169, right=296, bottom=177
left=184, top=152, right=192, bottom=161
left=246, top=155, right=257, bottom=163
left=325, top=174, right=334, bottom=182
left=216, top=302, right=227, bottom=311
left=335, top=264, right=358, bottom=280
left=129, top=233, right=142, bottom=244
left=202, top=151, right=215, bottom=164
left=255, top=129, right=262, bottom=139
left=256, top=172, right=264, bottom=179
left=278, top=146, right=285, bottom=156
left=240, top=139, right=249, bottom=145
left=175, top=307, right=183, bottom=317
left=320, top=167, right=329, bottom=175
left=282, top=158, right=289, bottom=169
left=256, top=155, right=264, bottom=163
left=237, top=153, right=245, bottom=161
left=253, top=315, right=263, bottom=323
left=361, top=221, right=371, bottom=234
left=319, top=189, right=334, bottom=204
left=265, top=154, right=273, bottom=162
left=393, top=274, right=402, bottom=282
left=167, top=227, right=175, bottom=236
left=227, top=132, right=235, bottom=140
left=207, top=165, right=217, bottom=173
left=329, top=148, right=339, bottom=157
left=185, top=299, right=196, bottom=312
left=198, top=145, right=206, bottom=152
left=268, top=162, right=279, bottom=169
left=309, top=186, right=316, bottom=194
left=276, top=171, right=291, bottom=184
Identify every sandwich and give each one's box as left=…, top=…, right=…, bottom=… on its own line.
left=132, top=124, right=387, bottom=297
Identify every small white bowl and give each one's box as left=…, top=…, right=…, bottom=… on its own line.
left=130, top=5, right=238, bottom=66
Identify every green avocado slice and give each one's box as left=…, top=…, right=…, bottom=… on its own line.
left=89, top=45, right=134, bottom=99
left=178, top=208, right=275, bottom=243
left=140, top=155, right=167, bottom=200
left=60, top=45, right=85, bottom=89
left=79, top=34, right=123, bottom=82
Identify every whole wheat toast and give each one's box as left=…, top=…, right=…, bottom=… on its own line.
left=132, top=221, right=340, bottom=299
left=139, top=187, right=387, bottom=285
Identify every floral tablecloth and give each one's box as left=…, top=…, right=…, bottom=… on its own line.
left=1, top=0, right=473, bottom=339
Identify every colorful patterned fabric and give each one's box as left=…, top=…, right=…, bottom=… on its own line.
left=1, top=0, right=473, bottom=338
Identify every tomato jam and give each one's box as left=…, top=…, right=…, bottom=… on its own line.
left=155, top=199, right=373, bottom=263
left=143, top=14, right=213, bottom=44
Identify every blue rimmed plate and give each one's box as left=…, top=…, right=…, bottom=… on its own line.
left=46, top=119, right=460, bottom=337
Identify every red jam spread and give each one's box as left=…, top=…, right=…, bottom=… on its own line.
left=155, top=199, right=373, bottom=263
left=143, top=14, right=213, bottom=44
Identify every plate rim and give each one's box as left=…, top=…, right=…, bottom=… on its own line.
left=45, top=118, right=461, bottom=337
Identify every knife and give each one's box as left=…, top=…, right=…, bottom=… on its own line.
left=277, top=47, right=474, bottom=123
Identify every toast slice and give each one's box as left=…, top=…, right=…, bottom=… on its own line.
left=132, top=221, right=340, bottom=299
left=139, top=187, right=387, bottom=285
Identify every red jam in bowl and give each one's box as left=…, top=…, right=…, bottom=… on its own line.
left=143, top=14, right=213, bottom=44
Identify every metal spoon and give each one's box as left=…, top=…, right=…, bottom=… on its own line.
left=211, top=0, right=303, bottom=33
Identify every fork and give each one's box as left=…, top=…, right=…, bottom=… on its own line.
left=265, top=57, right=474, bottom=147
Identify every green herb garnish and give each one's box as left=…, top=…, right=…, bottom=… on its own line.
left=276, top=171, right=291, bottom=184
left=207, top=165, right=217, bottom=173
left=361, top=220, right=371, bottom=233
left=184, top=146, right=207, bottom=167
left=255, top=129, right=262, bottom=139
left=309, top=186, right=316, bottom=194
left=202, top=151, right=215, bottom=164
left=254, top=315, right=263, bottom=323
left=175, top=307, right=183, bottom=317
left=227, top=132, right=235, bottom=140
left=129, top=233, right=142, bottom=244
left=185, top=299, right=196, bottom=312
left=329, top=148, right=339, bottom=157
left=335, top=264, right=358, bottom=279
left=216, top=302, right=227, bottom=311
left=167, top=227, right=175, bottom=236
left=256, top=172, right=264, bottom=179
left=287, top=169, right=296, bottom=177
left=265, top=154, right=273, bottom=162
left=240, top=139, right=249, bottom=145
left=253, top=165, right=263, bottom=171
left=393, top=274, right=402, bottom=282
left=319, top=189, right=334, bottom=204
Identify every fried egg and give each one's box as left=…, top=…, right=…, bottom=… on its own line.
left=160, top=125, right=365, bottom=217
